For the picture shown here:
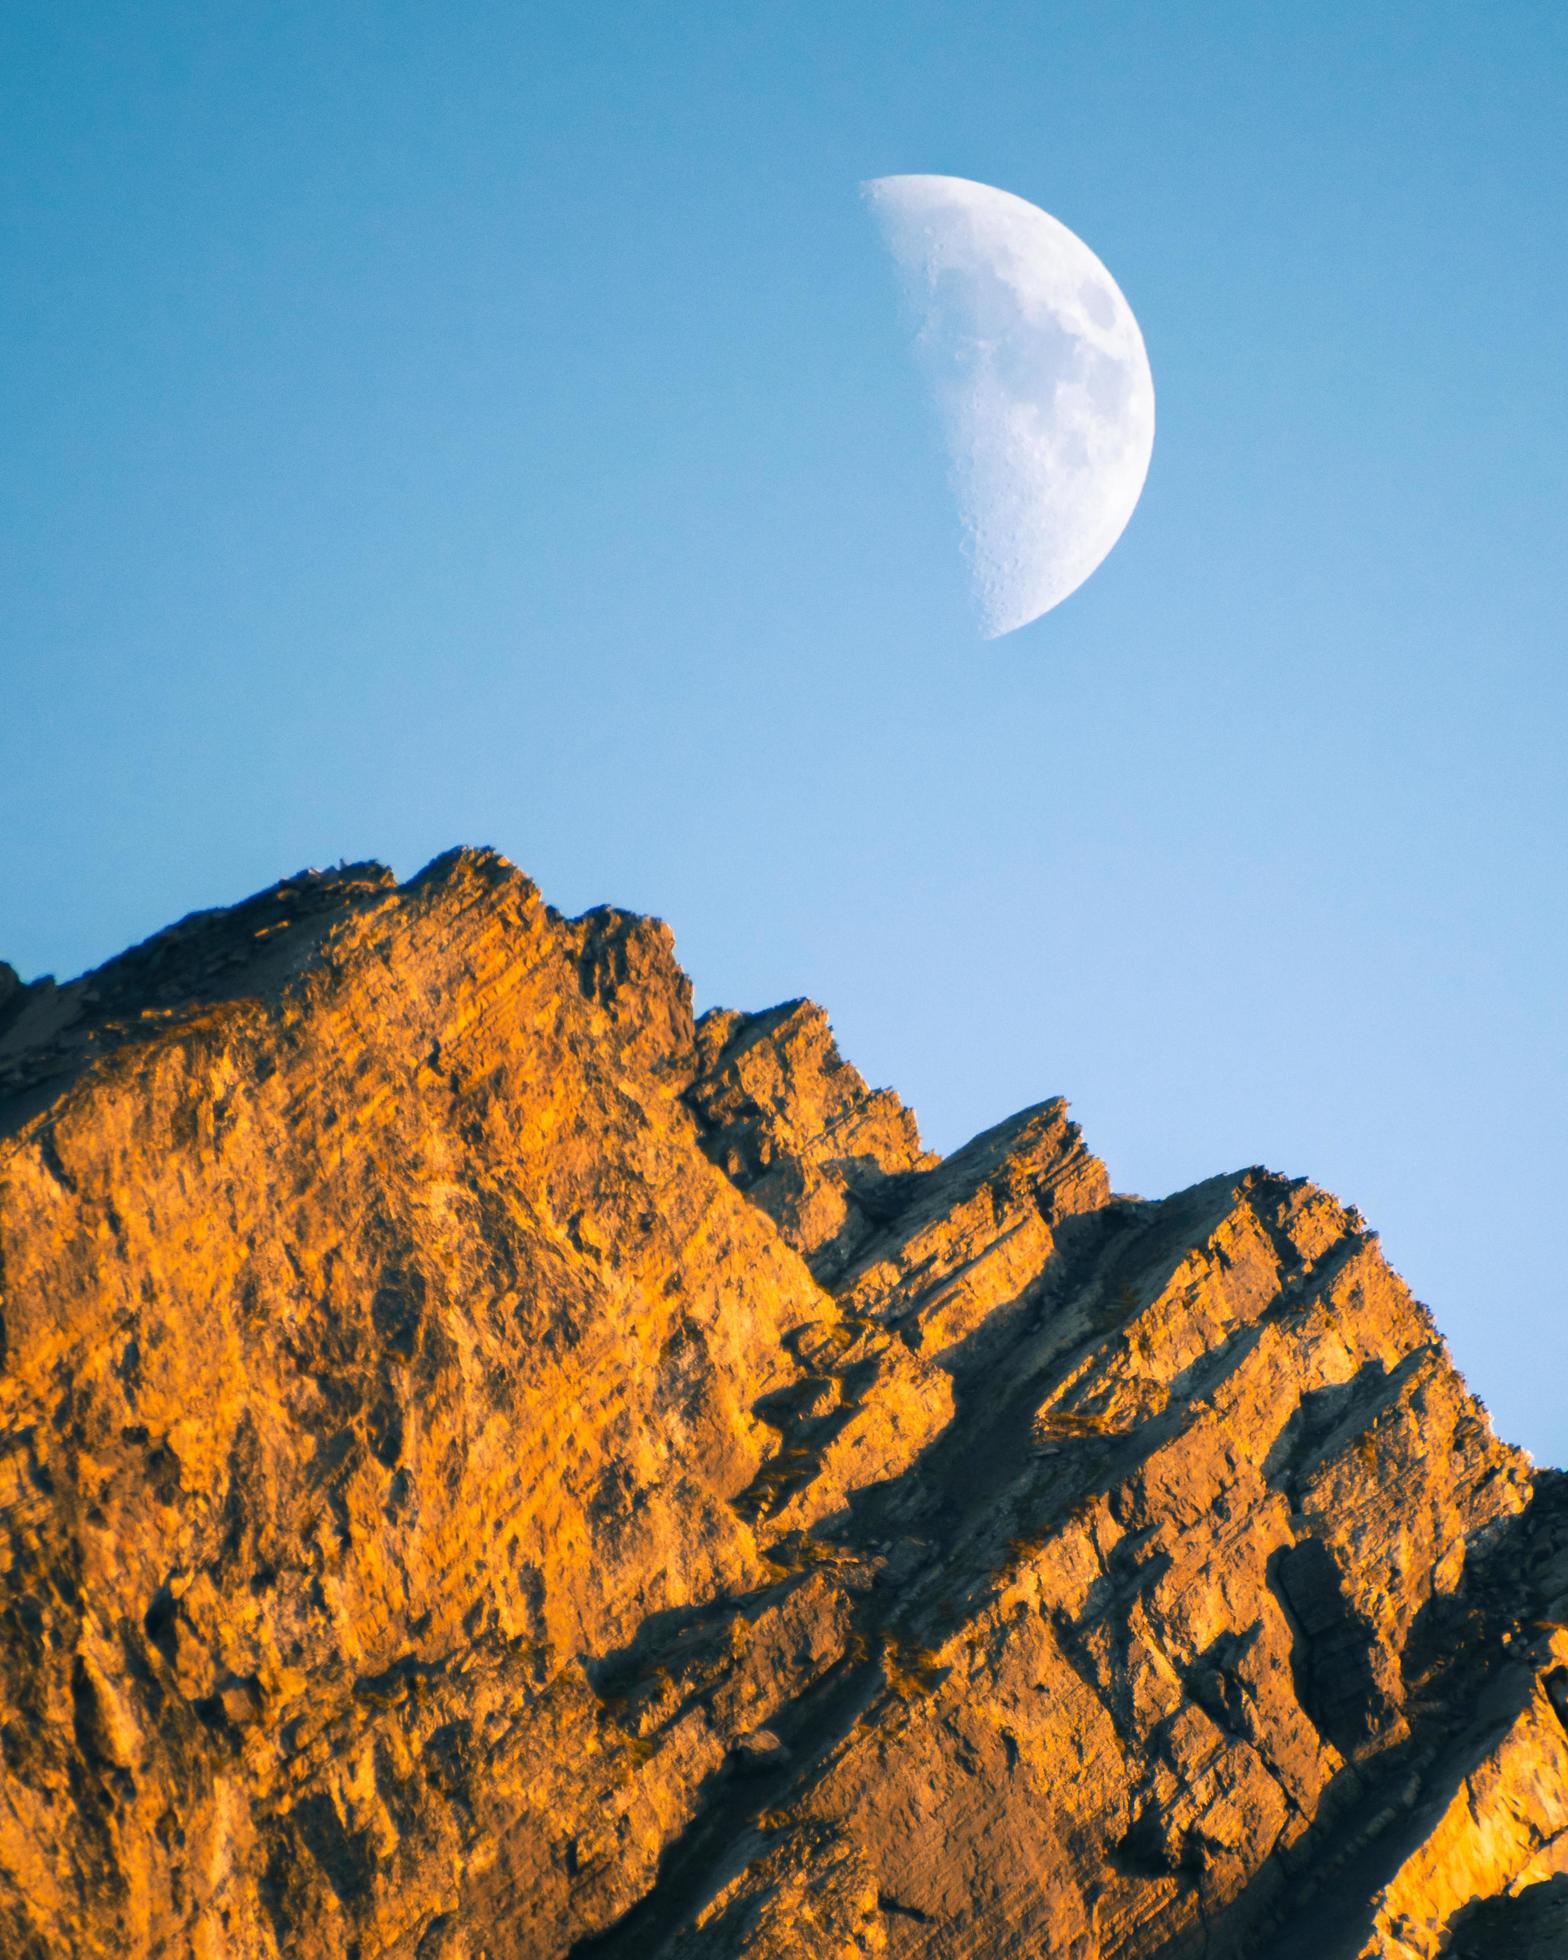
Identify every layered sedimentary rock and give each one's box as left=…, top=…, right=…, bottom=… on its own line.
left=0, top=849, right=1563, bottom=1958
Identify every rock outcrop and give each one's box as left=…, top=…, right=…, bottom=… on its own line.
left=0, top=849, right=1563, bottom=1958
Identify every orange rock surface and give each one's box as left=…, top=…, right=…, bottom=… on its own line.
left=0, top=849, right=1563, bottom=1956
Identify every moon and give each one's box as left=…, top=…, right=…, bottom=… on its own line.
left=864, top=174, right=1155, bottom=637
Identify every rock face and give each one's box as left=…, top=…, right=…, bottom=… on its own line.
left=0, top=848, right=1564, bottom=1958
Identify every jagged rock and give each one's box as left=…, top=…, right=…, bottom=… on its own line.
left=728, top=1729, right=789, bottom=1771
left=0, top=849, right=1561, bottom=1958
left=688, top=998, right=937, bottom=1282
left=1445, top=1875, right=1568, bottom=1959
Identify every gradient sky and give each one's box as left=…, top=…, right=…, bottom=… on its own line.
left=3, top=4, right=1565, bottom=1457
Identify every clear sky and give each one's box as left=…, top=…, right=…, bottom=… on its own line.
left=3, top=5, right=1565, bottom=1456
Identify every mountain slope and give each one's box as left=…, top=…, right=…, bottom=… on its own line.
left=0, top=850, right=1563, bottom=1958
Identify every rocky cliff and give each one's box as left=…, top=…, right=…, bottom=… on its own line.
left=0, top=849, right=1564, bottom=1959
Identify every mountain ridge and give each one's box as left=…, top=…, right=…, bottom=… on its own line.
left=0, top=848, right=1564, bottom=1958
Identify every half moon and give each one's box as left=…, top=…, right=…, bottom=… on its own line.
left=864, top=174, right=1155, bottom=637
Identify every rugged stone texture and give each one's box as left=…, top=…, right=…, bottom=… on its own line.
left=0, top=850, right=1563, bottom=1958
left=688, top=999, right=937, bottom=1285
left=1446, top=1874, right=1568, bottom=1958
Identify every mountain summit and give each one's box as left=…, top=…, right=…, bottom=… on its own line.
left=1, top=850, right=1564, bottom=1957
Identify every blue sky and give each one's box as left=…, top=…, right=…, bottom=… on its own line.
left=3, top=4, right=1565, bottom=1455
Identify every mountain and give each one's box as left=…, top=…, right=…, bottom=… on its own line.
left=1, top=849, right=1565, bottom=1959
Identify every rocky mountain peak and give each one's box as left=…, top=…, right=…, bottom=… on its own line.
left=0, top=850, right=1563, bottom=1958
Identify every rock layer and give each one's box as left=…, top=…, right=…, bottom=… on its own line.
left=0, top=850, right=1563, bottom=1958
